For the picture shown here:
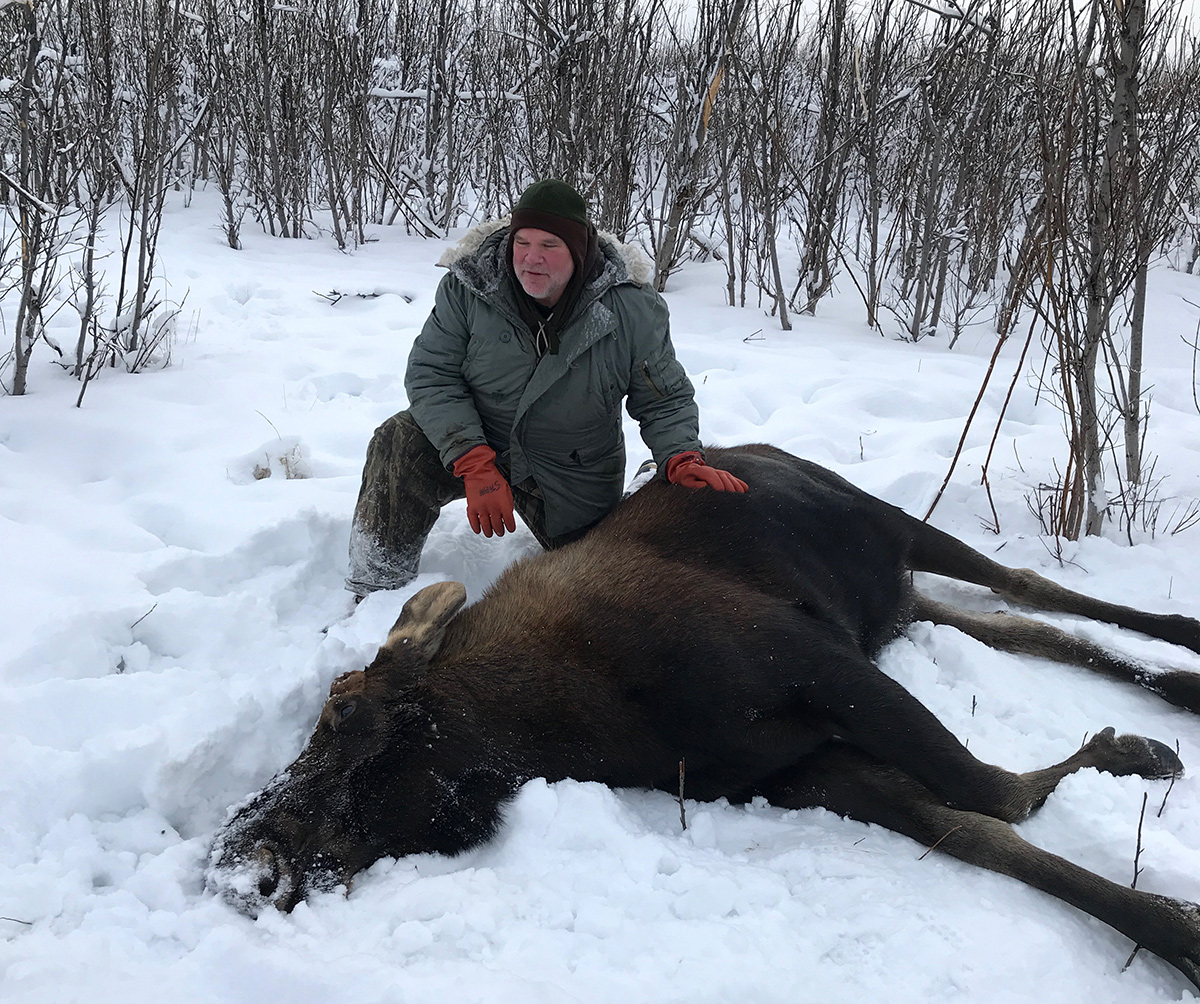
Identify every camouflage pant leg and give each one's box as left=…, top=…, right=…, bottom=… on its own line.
left=345, top=411, right=579, bottom=596
left=508, top=481, right=596, bottom=552
left=346, top=411, right=466, bottom=596
left=508, top=479, right=554, bottom=551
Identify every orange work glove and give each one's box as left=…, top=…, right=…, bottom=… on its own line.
left=452, top=445, right=517, bottom=536
left=665, top=451, right=749, bottom=493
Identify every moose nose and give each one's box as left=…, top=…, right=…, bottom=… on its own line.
left=249, top=843, right=303, bottom=912
left=254, top=844, right=281, bottom=899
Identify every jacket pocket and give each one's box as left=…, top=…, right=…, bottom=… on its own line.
left=639, top=345, right=686, bottom=399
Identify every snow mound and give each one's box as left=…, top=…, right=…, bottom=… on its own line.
left=227, top=436, right=314, bottom=483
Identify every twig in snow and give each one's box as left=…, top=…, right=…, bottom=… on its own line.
left=255, top=410, right=282, bottom=439
left=1, top=917, right=32, bottom=925
left=1119, top=793, right=1150, bottom=975
left=129, top=603, right=158, bottom=631
left=1131, top=791, right=1148, bottom=889
left=919, top=825, right=962, bottom=860
left=678, top=758, right=687, bottom=832
left=1187, top=313, right=1200, bottom=417
left=314, top=289, right=393, bottom=307
left=1158, top=742, right=1180, bottom=818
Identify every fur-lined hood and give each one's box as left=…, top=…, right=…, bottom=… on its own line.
left=436, top=218, right=653, bottom=301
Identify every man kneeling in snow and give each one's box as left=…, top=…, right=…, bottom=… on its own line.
left=346, top=178, right=746, bottom=597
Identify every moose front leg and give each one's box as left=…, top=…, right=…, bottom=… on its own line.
left=762, top=743, right=1200, bottom=992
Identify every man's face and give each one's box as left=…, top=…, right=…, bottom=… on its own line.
left=512, top=228, right=575, bottom=307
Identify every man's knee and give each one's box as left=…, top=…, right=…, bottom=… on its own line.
left=369, top=410, right=429, bottom=462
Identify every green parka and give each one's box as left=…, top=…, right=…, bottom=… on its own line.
left=405, top=220, right=702, bottom=539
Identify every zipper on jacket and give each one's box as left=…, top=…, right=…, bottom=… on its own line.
left=640, top=360, right=668, bottom=399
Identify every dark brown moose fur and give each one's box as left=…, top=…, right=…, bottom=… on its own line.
left=208, top=444, right=1200, bottom=988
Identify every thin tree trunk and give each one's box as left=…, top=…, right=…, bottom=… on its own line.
left=653, top=0, right=748, bottom=292
left=1120, top=0, right=1146, bottom=487
left=11, top=0, right=39, bottom=396
left=1125, top=259, right=1147, bottom=484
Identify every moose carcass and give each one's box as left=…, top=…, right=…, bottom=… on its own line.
left=208, top=444, right=1200, bottom=988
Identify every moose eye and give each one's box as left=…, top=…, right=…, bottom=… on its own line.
left=321, top=695, right=369, bottom=735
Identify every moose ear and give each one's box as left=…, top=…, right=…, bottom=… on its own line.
left=380, top=581, right=468, bottom=660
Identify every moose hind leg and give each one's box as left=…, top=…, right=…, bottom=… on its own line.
left=906, top=520, right=1200, bottom=656
left=914, top=594, right=1200, bottom=715
left=763, top=743, right=1200, bottom=991
left=793, top=634, right=1102, bottom=823
left=787, top=619, right=1181, bottom=822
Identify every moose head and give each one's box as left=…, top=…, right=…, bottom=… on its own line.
left=207, top=581, right=516, bottom=914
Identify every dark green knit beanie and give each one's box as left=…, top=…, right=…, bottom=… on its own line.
left=510, top=179, right=591, bottom=267
left=513, top=179, right=588, bottom=225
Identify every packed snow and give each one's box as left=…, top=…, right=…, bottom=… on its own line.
left=3, top=194, right=1200, bottom=1002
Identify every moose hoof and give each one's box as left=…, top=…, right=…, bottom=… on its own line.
left=1082, top=727, right=1183, bottom=781
left=1159, top=612, right=1200, bottom=656
left=1151, top=670, right=1200, bottom=716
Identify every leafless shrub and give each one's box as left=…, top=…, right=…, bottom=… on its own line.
left=503, top=0, right=663, bottom=237
left=1024, top=0, right=1200, bottom=538
left=307, top=2, right=372, bottom=249
left=7, top=0, right=1200, bottom=538
left=108, top=0, right=192, bottom=355
left=791, top=0, right=853, bottom=319
left=645, top=0, right=748, bottom=292
left=0, top=0, right=100, bottom=394
left=230, top=0, right=314, bottom=240
left=727, top=0, right=805, bottom=328
left=843, top=0, right=921, bottom=330
left=193, top=0, right=247, bottom=250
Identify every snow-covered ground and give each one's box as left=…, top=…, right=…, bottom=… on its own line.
left=3, top=194, right=1200, bottom=1002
